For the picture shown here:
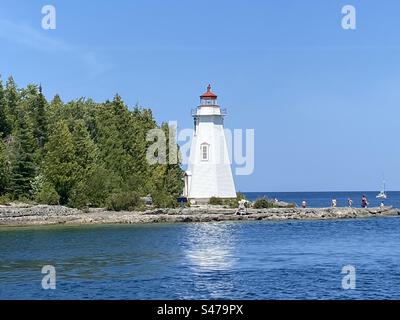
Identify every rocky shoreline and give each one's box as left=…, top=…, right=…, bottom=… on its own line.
left=0, top=204, right=399, bottom=227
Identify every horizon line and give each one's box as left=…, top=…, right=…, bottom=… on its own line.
left=241, top=190, right=398, bottom=193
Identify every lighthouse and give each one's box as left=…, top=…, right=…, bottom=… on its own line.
left=184, top=85, right=236, bottom=203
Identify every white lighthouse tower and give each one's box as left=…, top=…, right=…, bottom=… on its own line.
left=184, top=85, right=236, bottom=203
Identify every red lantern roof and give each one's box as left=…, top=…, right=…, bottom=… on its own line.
left=200, top=84, right=217, bottom=100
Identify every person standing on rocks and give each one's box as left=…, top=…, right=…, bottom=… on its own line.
left=236, top=199, right=247, bottom=215
left=331, top=198, right=337, bottom=208
left=301, top=200, right=307, bottom=208
left=361, top=195, right=369, bottom=208
left=347, top=198, right=353, bottom=207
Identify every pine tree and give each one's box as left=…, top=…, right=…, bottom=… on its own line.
left=47, top=94, right=63, bottom=126
left=0, top=138, right=9, bottom=195
left=72, top=120, right=98, bottom=177
left=70, top=120, right=120, bottom=208
left=4, top=76, right=19, bottom=128
left=33, top=85, right=48, bottom=149
left=0, top=76, right=11, bottom=138
left=0, top=76, right=185, bottom=207
left=42, top=120, right=77, bottom=204
left=161, top=123, right=184, bottom=198
left=128, top=106, right=157, bottom=192
left=8, top=109, right=37, bottom=198
left=94, top=104, right=133, bottom=182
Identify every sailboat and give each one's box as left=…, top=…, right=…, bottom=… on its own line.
left=376, top=181, right=387, bottom=199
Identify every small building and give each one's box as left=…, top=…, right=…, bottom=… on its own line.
left=184, top=85, right=236, bottom=203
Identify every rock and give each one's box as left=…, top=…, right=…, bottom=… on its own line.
left=1, top=204, right=399, bottom=227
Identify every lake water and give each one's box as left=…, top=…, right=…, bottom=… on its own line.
left=243, top=191, right=400, bottom=208
left=1, top=216, right=400, bottom=299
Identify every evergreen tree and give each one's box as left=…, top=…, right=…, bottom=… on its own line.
left=129, top=106, right=156, bottom=191
left=47, top=94, right=63, bottom=128
left=72, top=120, right=98, bottom=173
left=94, top=104, right=133, bottom=183
left=42, top=120, right=77, bottom=204
left=8, top=109, right=37, bottom=198
left=0, top=138, right=9, bottom=194
left=4, top=76, right=19, bottom=128
left=157, top=123, right=184, bottom=199
left=0, top=75, right=185, bottom=207
left=0, top=76, right=11, bottom=137
left=68, top=119, right=99, bottom=207
left=32, top=85, right=48, bottom=149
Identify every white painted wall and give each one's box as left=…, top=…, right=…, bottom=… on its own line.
left=186, top=106, right=236, bottom=200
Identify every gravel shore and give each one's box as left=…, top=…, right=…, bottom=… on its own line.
left=0, top=204, right=399, bottom=227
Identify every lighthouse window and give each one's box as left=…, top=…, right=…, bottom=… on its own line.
left=201, top=144, right=209, bottom=161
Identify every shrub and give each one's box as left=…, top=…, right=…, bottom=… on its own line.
left=253, top=197, right=274, bottom=209
left=84, top=167, right=122, bottom=207
left=35, top=182, right=60, bottom=205
left=209, top=197, right=223, bottom=205
left=224, top=192, right=248, bottom=208
left=106, top=191, right=143, bottom=211
left=152, top=192, right=177, bottom=208
left=0, top=195, right=11, bottom=205
left=31, top=175, right=45, bottom=198
left=280, top=203, right=296, bottom=208
left=236, top=192, right=246, bottom=201
left=224, top=198, right=239, bottom=208
left=68, top=182, right=90, bottom=209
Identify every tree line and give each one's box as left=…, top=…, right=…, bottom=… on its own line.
left=0, top=75, right=184, bottom=209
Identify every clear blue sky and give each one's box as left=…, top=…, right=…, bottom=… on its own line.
left=1, top=0, right=399, bottom=192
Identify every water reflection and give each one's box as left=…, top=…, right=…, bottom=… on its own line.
left=184, top=222, right=237, bottom=272
left=180, top=222, right=239, bottom=298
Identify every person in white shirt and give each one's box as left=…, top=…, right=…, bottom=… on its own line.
left=347, top=198, right=353, bottom=207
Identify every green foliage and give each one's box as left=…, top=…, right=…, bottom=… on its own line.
left=253, top=197, right=275, bottom=209
left=0, top=76, right=184, bottom=208
left=72, top=120, right=99, bottom=177
left=31, top=174, right=44, bottom=197
left=209, top=197, right=224, bottom=205
left=75, top=166, right=121, bottom=208
left=106, top=191, right=143, bottom=211
left=8, top=110, right=37, bottom=198
left=0, top=76, right=11, bottom=137
left=15, top=195, right=36, bottom=204
left=0, top=138, right=9, bottom=195
left=4, top=76, right=19, bottom=128
left=32, top=85, right=48, bottom=149
left=222, top=192, right=247, bottom=208
left=151, top=191, right=177, bottom=208
left=0, top=194, right=11, bottom=205
left=35, top=182, right=60, bottom=205
left=68, top=181, right=90, bottom=209
left=160, top=123, right=184, bottom=198
left=42, top=120, right=77, bottom=204
left=236, top=192, right=246, bottom=201
left=224, top=199, right=239, bottom=208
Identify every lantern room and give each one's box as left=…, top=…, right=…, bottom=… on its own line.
left=200, top=84, right=218, bottom=106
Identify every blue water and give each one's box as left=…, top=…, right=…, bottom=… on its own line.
left=243, top=191, right=400, bottom=208
left=1, top=215, right=400, bottom=299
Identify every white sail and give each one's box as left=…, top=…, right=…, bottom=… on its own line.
left=376, top=181, right=387, bottom=199
left=376, top=191, right=387, bottom=199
